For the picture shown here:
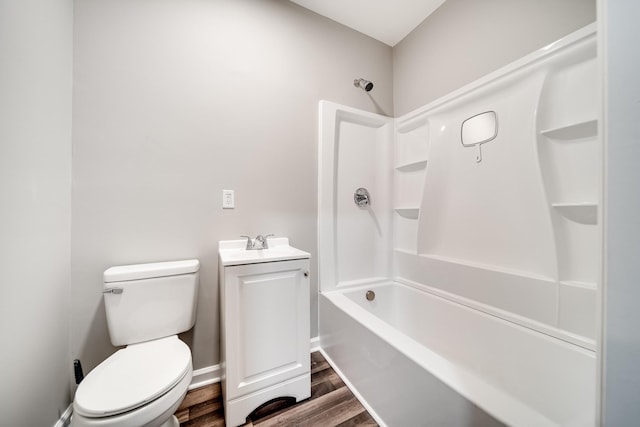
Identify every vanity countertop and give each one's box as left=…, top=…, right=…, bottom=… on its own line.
left=218, top=237, right=310, bottom=266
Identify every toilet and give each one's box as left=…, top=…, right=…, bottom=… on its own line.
left=72, top=259, right=200, bottom=427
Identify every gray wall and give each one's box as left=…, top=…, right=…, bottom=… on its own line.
left=602, top=0, right=640, bottom=424
left=0, top=0, right=73, bottom=425
left=72, top=0, right=393, bottom=373
left=393, top=0, right=596, bottom=116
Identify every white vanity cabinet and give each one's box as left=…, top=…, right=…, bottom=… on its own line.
left=219, top=238, right=311, bottom=427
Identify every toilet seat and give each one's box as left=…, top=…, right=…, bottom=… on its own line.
left=75, top=336, right=191, bottom=418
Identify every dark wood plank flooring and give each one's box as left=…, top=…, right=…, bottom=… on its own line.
left=176, top=352, right=378, bottom=426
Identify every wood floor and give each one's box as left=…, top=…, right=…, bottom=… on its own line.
left=176, top=352, right=378, bottom=427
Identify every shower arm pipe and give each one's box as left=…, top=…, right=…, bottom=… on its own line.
left=354, top=78, right=374, bottom=92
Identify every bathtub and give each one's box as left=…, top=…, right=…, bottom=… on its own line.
left=319, top=282, right=596, bottom=427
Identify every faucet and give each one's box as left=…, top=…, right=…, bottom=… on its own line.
left=240, top=234, right=275, bottom=250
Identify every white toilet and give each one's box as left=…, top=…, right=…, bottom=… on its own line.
left=72, top=259, right=200, bottom=427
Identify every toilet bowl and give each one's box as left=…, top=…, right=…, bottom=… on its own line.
left=72, top=336, right=192, bottom=427
left=71, top=260, right=199, bottom=427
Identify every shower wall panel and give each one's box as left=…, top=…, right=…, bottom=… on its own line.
left=335, top=120, right=392, bottom=285
left=394, top=24, right=599, bottom=348
left=318, top=103, right=393, bottom=292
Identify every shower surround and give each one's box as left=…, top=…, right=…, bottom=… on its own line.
left=318, top=24, right=599, bottom=427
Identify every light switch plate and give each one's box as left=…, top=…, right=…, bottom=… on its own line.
left=222, top=189, right=234, bottom=209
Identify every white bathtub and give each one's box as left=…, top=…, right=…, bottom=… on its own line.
left=319, top=282, right=595, bottom=427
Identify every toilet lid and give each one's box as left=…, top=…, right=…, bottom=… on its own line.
left=74, top=336, right=191, bottom=417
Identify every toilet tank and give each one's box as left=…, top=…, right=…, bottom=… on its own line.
left=103, top=259, right=199, bottom=346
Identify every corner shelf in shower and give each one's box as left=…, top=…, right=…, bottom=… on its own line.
left=395, top=159, right=428, bottom=172
left=540, top=119, right=597, bottom=140
left=560, top=280, right=597, bottom=291
left=552, top=202, right=598, bottom=224
left=394, top=208, right=420, bottom=219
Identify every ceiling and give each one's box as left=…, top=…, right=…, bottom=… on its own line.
left=289, top=0, right=447, bottom=46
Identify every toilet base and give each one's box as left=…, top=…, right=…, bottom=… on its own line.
left=159, top=415, right=180, bottom=427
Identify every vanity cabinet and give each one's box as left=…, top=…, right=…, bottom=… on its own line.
left=219, top=238, right=310, bottom=427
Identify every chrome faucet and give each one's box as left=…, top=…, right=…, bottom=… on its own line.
left=240, top=234, right=274, bottom=250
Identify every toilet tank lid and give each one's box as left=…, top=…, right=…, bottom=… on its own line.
left=104, top=259, right=199, bottom=283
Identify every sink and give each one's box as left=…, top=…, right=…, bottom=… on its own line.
left=218, top=237, right=310, bottom=266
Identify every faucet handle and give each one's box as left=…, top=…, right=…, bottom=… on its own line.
left=240, top=235, right=253, bottom=250
left=252, top=234, right=275, bottom=249
left=262, top=234, right=275, bottom=249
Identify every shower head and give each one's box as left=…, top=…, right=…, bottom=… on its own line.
left=354, top=78, right=374, bottom=92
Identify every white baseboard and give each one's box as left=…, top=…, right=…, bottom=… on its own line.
left=53, top=403, right=73, bottom=427
left=310, top=336, right=320, bottom=353
left=189, top=363, right=221, bottom=390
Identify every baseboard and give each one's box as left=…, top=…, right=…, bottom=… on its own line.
left=189, top=363, right=221, bottom=390
left=53, top=403, right=73, bottom=427
left=310, top=336, right=320, bottom=352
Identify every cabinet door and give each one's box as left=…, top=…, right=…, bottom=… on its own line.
left=224, top=259, right=310, bottom=400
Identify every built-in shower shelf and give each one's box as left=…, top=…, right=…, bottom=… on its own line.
left=394, top=208, right=420, bottom=219
left=552, top=202, right=598, bottom=224
left=395, top=159, right=428, bottom=172
left=540, top=119, right=597, bottom=140
left=559, top=280, right=597, bottom=291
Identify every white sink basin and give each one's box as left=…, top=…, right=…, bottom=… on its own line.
left=218, top=237, right=310, bottom=266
